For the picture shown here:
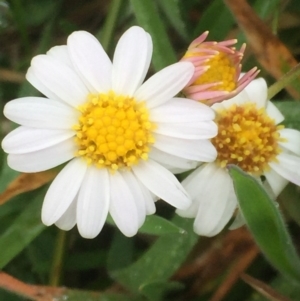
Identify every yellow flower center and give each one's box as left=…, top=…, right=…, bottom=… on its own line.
left=191, top=52, right=237, bottom=92
left=212, top=102, right=284, bottom=175
left=73, top=91, right=155, bottom=171
left=184, top=51, right=237, bottom=92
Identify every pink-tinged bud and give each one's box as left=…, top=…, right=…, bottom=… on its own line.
left=181, top=31, right=259, bottom=105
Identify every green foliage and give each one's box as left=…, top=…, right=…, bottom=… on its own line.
left=193, top=0, right=234, bottom=40
left=156, top=0, right=190, bottom=41
left=107, top=214, right=186, bottom=236
left=1, top=1, right=300, bottom=300
left=110, top=216, right=197, bottom=298
left=274, top=101, right=300, bottom=130
left=0, top=189, right=46, bottom=268
left=130, top=0, right=177, bottom=70
left=229, top=165, right=300, bottom=283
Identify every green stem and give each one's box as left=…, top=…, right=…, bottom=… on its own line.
left=268, top=63, right=300, bottom=100
left=97, top=0, right=123, bottom=51
left=49, top=230, right=67, bottom=286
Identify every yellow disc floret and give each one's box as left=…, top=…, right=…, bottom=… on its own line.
left=212, top=102, right=285, bottom=175
left=194, top=52, right=237, bottom=92
left=73, top=91, right=155, bottom=171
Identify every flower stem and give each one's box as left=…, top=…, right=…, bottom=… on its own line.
left=49, top=230, right=67, bottom=286
left=268, top=62, right=300, bottom=99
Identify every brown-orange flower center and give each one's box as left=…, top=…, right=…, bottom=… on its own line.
left=212, top=102, right=284, bottom=175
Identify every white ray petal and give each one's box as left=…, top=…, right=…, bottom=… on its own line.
left=30, top=55, right=89, bottom=107
left=205, top=181, right=237, bottom=236
left=269, top=153, right=300, bottom=186
left=153, top=133, right=217, bottom=162
left=149, top=146, right=198, bottom=171
left=153, top=120, right=217, bottom=140
left=4, top=97, right=78, bottom=129
left=26, top=67, right=64, bottom=103
left=150, top=98, right=215, bottom=123
left=42, top=158, right=87, bottom=225
left=112, top=26, right=152, bottom=96
left=121, top=171, right=146, bottom=227
left=193, top=168, right=234, bottom=236
left=7, top=138, right=76, bottom=172
left=229, top=210, right=245, bottom=230
left=134, top=62, right=194, bottom=109
left=212, top=102, right=226, bottom=111
left=77, top=166, right=110, bottom=238
left=55, top=198, right=77, bottom=231
left=244, top=77, right=267, bottom=108
left=132, top=159, right=191, bottom=210
left=137, top=180, right=156, bottom=215
left=219, top=90, right=249, bottom=109
left=266, top=101, right=284, bottom=124
left=177, top=163, right=215, bottom=218
left=68, top=31, right=112, bottom=94
left=2, top=127, right=74, bottom=154
left=109, top=171, right=139, bottom=237
left=264, top=168, right=289, bottom=197
left=47, top=45, right=72, bottom=67
left=279, top=128, right=300, bottom=156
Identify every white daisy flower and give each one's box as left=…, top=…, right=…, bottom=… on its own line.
left=177, top=77, right=300, bottom=237
left=2, top=26, right=217, bottom=238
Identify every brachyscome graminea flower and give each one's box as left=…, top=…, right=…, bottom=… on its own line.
left=181, top=31, right=259, bottom=105
left=2, top=26, right=218, bottom=238
left=176, top=77, right=300, bottom=237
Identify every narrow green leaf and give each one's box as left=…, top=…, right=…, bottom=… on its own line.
left=268, top=63, right=300, bottom=99
left=194, top=0, right=234, bottom=40
left=110, top=216, right=198, bottom=294
left=0, top=188, right=46, bottom=268
left=130, top=0, right=177, bottom=71
left=140, top=280, right=184, bottom=301
left=228, top=165, right=300, bottom=282
left=139, top=215, right=186, bottom=235
left=274, top=101, right=300, bottom=131
left=156, top=0, right=190, bottom=41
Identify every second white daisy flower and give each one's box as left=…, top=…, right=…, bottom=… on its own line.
left=177, top=77, right=300, bottom=237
